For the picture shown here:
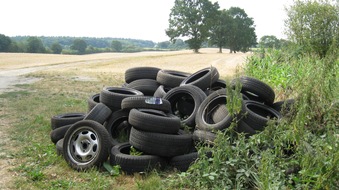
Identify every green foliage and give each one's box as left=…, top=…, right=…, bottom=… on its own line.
left=166, top=0, right=220, bottom=53
left=71, top=38, right=87, bottom=54
left=226, top=7, right=257, bottom=53
left=26, top=36, right=46, bottom=53
left=111, top=40, right=123, bottom=52
left=0, top=33, right=12, bottom=52
left=259, top=35, right=282, bottom=49
left=50, top=42, right=62, bottom=54
left=285, top=0, right=339, bottom=57
left=210, top=7, right=257, bottom=53
left=130, top=146, right=143, bottom=156
left=166, top=36, right=338, bottom=190
left=209, top=9, right=232, bottom=53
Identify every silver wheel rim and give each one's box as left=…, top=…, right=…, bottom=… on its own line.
left=67, top=126, right=100, bottom=165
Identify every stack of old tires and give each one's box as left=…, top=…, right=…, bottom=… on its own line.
left=49, top=66, right=294, bottom=174
left=192, top=76, right=286, bottom=145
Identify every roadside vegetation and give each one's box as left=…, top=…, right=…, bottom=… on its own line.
left=0, top=0, right=337, bottom=189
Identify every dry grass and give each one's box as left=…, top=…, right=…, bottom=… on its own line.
left=0, top=48, right=250, bottom=77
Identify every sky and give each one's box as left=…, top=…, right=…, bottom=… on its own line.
left=1, top=0, right=293, bottom=42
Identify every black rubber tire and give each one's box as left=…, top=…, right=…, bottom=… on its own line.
left=56, top=138, right=64, bottom=156
left=104, top=109, right=131, bottom=145
left=153, top=85, right=172, bottom=98
left=205, top=79, right=227, bottom=95
left=125, top=67, right=161, bottom=83
left=169, top=152, right=198, bottom=172
left=110, top=142, right=166, bottom=174
left=84, top=103, right=112, bottom=124
left=129, top=127, right=193, bottom=157
left=128, top=108, right=181, bottom=134
left=50, top=112, right=86, bottom=130
left=180, top=67, right=219, bottom=90
left=100, top=86, right=143, bottom=112
left=242, top=100, right=282, bottom=131
left=126, top=79, right=160, bottom=96
left=163, top=85, right=207, bottom=128
left=236, top=120, right=257, bottom=137
left=231, top=76, right=275, bottom=105
left=156, top=70, right=191, bottom=88
left=63, top=120, right=112, bottom=171
left=195, top=89, right=235, bottom=131
left=192, top=129, right=217, bottom=144
left=87, top=93, right=100, bottom=112
left=272, top=99, right=295, bottom=114
left=50, top=124, right=72, bottom=144
left=211, top=104, right=229, bottom=123
left=121, top=96, right=171, bottom=113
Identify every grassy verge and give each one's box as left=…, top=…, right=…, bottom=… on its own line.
left=163, top=48, right=339, bottom=189
left=1, top=70, right=149, bottom=189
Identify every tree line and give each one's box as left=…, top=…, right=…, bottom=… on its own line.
left=0, top=35, right=188, bottom=54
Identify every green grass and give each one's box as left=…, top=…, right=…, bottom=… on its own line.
left=163, top=47, right=339, bottom=189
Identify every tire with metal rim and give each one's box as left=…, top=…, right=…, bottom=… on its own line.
left=63, top=120, right=112, bottom=171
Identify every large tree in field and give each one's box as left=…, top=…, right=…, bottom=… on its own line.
left=225, top=7, right=256, bottom=53
left=285, top=0, right=339, bottom=58
left=166, top=0, right=219, bottom=53
left=209, top=9, right=233, bottom=53
left=71, top=39, right=87, bottom=54
left=27, top=37, right=46, bottom=53
left=259, top=35, right=281, bottom=49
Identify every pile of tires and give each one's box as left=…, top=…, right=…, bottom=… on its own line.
left=49, top=66, right=294, bottom=173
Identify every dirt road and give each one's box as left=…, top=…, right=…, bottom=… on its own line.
left=0, top=48, right=250, bottom=94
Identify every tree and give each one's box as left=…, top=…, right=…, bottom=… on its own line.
left=259, top=35, right=281, bottom=49
left=71, top=39, right=87, bottom=54
left=209, top=9, right=234, bottom=53
left=26, top=37, right=46, bottom=53
left=225, top=7, right=257, bottom=53
left=111, top=40, right=122, bottom=52
left=166, top=0, right=219, bottom=53
left=0, top=34, right=12, bottom=52
left=285, top=0, right=339, bottom=57
left=51, top=42, right=62, bottom=54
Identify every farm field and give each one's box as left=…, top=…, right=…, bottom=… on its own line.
left=0, top=48, right=251, bottom=189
